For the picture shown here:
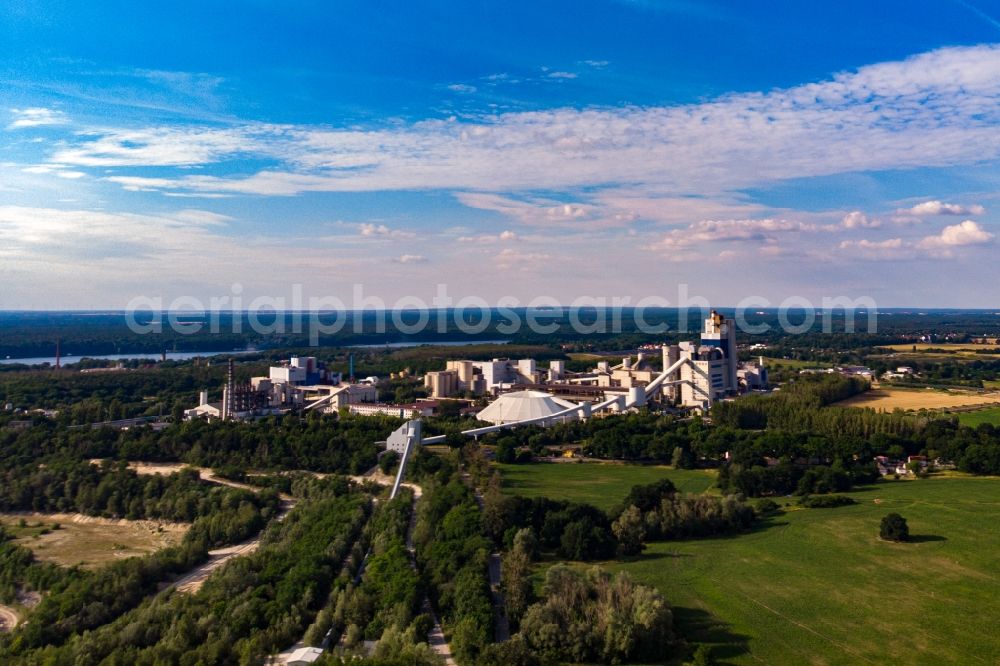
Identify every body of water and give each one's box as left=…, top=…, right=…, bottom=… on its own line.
left=0, top=339, right=509, bottom=365
left=0, top=350, right=250, bottom=366
left=349, top=339, right=509, bottom=349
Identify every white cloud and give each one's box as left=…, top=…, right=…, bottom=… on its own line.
left=547, top=71, right=578, bottom=79
left=839, top=238, right=905, bottom=250
left=52, top=44, right=1000, bottom=198
left=918, top=220, right=995, bottom=248
left=394, top=254, right=427, bottom=264
left=7, top=107, right=67, bottom=130
left=457, top=230, right=519, bottom=243
left=494, top=248, right=551, bottom=268
left=837, top=221, right=994, bottom=259
left=902, top=200, right=986, bottom=216
left=21, top=164, right=87, bottom=180
left=55, top=126, right=262, bottom=167
left=841, top=211, right=881, bottom=229
left=358, top=223, right=415, bottom=239
left=447, top=84, right=478, bottom=94
left=454, top=192, right=601, bottom=227
left=655, top=218, right=819, bottom=249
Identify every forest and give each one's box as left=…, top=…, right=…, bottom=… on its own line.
left=2, top=489, right=372, bottom=663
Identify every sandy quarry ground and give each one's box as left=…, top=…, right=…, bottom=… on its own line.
left=839, top=388, right=1000, bottom=411
left=0, top=512, right=188, bottom=569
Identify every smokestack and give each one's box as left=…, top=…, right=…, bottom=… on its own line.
left=349, top=353, right=355, bottom=383
left=222, top=358, right=235, bottom=420
left=200, top=390, right=208, bottom=406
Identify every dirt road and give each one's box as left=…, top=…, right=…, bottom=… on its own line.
left=173, top=539, right=260, bottom=594
left=0, top=604, right=18, bottom=633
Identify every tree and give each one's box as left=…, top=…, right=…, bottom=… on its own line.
left=502, top=545, right=533, bottom=627
left=880, top=513, right=909, bottom=542
left=512, top=528, right=537, bottom=560
left=495, top=439, right=517, bottom=464
left=671, top=446, right=694, bottom=469
left=612, top=505, right=646, bottom=556
left=379, top=451, right=400, bottom=475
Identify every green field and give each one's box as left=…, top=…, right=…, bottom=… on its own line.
left=497, top=462, right=717, bottom=510
left=761, top=356, right=829, bottom=370
left=599, top=477, right=1000, bottom=665
left=957, top=406, right=1000, bottom=427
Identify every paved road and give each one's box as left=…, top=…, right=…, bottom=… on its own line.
left=487, top=554, right=509, bottom=642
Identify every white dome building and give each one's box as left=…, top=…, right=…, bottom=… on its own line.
left=476, top=390, right=579, bottom=425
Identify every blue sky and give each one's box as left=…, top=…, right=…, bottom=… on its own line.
left=1, top=0, right=999, bottom=308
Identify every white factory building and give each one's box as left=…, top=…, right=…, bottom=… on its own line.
left=475, top=390, right=579, bottom=425
left=424, top=357, right=570, bottom=398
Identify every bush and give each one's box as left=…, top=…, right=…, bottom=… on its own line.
left=754, top=499, right=781, bottom=516
left=797, top=494, right=856, bottom=508
left=880, top=513, right=909, bottom=542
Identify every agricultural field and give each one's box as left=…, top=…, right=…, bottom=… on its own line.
left=497, top=462, right=717, bottom=510
left=602, top=477, right=1000, bottom=665
left=880, top=343, right=1000, bottom=362
left=885, top=343, right=1000, bottom=353
left=839, top=387, right=1000, bottom=411
left=957, top=406, right=1000, bottom=427
left=0, top=513, right=188, bottom=569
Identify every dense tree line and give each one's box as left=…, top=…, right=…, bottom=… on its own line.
left=886, top=357, right=1000, bottom=389
left=338, top=489, right=426, bottom=646
left=483, top=491, right=617, bottom=561
left=718, top=459, right=879, bottom=498
left=412, top=473, right=493, bottom=665
left=612, top=479, right=757, bottom=548
left=0, top=362, right=244, bottom=425
left=0, top=459, right=276, bottom=525
left=0, top=527, right=69, bottom=605
left=0, top=413, right=394, bottom=475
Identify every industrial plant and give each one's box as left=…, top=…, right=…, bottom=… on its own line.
left=425, top=310, right=765, bottom=412
left=184, top=355, right=378, bottom=421
left=185, top=311, right=767, bottom=425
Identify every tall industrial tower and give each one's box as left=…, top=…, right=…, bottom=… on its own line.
left=700, top=310, right=738, bottom=394
left=222, top=358, right=236, bottom=420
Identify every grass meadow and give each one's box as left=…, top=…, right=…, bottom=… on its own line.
left=500, top=462, right=1000, bottom=664
left=497, top=462, right=717, bottom=510
left=956, top=406, right=1000, bottom=427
